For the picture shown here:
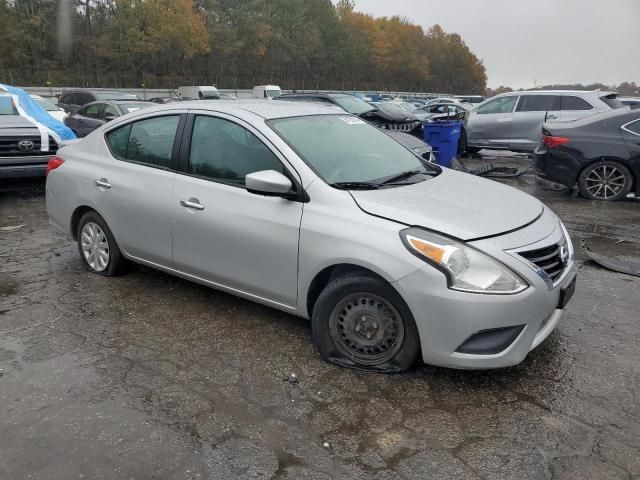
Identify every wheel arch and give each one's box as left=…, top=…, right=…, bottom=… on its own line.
left=70, top=205, right=96, bottom=240
left=305, top=263, right=393, bottom=319
left=576, top=156, right=636, bottom=190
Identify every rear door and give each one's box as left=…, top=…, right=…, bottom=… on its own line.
left=559, top=95, right=595, bottom=122
left=466, top=95, right=518, bottom=149
left=91, top=113, right=185, bottom=265
left=621, top=119, right=640, bottom=187
left=510, top=95, right=560, bottom=151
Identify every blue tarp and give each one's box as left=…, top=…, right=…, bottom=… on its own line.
left=0, top=84, right=76, bottom=141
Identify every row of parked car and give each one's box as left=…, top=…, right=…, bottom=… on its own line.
left=2, top=84, right=639, bottom=200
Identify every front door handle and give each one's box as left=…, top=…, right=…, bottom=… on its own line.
left=94, top=178, right=111, bottom=189
left=546, top=114, right=559, bottom=120
left=497, top=117, right=512, bottom=123
left=180, top=198, right=204, bottom=211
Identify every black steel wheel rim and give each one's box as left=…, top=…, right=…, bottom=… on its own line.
left=328, top=292, right=405, bottom=365
left=585, top=165, right=626, bottom=199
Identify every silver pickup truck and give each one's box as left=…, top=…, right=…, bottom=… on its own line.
left=0, top=94, right=58, bottom=179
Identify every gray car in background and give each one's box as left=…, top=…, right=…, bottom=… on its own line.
left=46, top=101, right=576, bottom=372
left=464, top=90, right=623, bottom=153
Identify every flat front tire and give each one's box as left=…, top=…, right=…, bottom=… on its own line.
left=77, top=211, right=126, bottom=276
left=311, top=272, right=420, bottom=373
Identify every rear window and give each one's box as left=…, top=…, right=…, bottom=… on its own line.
left=516, top=95, right=560, bottom=112
left=561, top=96, right=593, bottom=111
left=0, top=96, right=18, bottom=115
left=600, top=94, right=625, bottom=109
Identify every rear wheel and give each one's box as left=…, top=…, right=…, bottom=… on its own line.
left=578, top=161, right=633, bottom=201
left=311, top=272, right=420, bottom=372
left=77, top=211, right=127, bottom=276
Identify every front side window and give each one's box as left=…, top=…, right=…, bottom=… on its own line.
left=516, top=95, right=560, bottom=112
left=477, top=96, right=518, bottom=114
left=105, top=115, right=179, bottom=168
left=561, top=96, right=593, bottom=111
left=269, top=114, right=431, bottom=186
left=188, top=115, right=284, bottom=185
left=104, top=104, right=119, bottom=118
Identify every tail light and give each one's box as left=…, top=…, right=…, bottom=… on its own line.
left=542, top=135, right=570, bottom=149
left=46, top=156, right=65, bottom=176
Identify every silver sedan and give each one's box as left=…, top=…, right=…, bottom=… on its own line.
left=46, top=101, right=576, bottom=371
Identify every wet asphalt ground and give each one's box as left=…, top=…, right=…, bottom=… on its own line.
left=1, top=156, right=639, bottom=480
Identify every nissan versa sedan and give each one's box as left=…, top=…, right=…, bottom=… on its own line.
left=46, top=101, right=577, bottom=372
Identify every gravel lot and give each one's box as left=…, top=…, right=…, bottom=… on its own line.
left=1, top=160, right=639, bottom=480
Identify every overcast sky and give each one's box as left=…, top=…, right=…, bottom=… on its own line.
left=351, top=0, right=640, bottom=89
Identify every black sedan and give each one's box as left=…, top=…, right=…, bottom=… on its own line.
left=64, top=100, right=153, bottom=137
left=534, top=108, right=640, bottom=201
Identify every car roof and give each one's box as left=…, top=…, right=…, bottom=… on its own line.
left=62, top=89, right=133, bottom=95
left=280, top=92, right=349, bottom=99
left=500, top=90, right=616, bottom=96
left=139, top=99, right=342, bottom=120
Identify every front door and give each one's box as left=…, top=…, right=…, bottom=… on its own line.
left=466, top=95, right=518, bottom=149
left=91, top=113, right=184, bottom=265
left=171, top=113, right=303, bottom=307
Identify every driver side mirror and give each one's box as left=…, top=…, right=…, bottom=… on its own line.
left=245, top=170, right=293, bottom=198
left=104, top=114, right=116, bottom=122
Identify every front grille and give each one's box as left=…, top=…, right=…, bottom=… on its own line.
left=380, top=122, right=421, bottom=133
left=0, top=136, right=56, bottom=157
left=519, top=241, right=567, bottom=282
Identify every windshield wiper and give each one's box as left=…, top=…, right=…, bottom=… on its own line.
left=330, top=181, right=381, bottom=190
left=378, top=169, right=428, bottom=185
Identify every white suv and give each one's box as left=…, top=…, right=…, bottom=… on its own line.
left=464, top=90, right=624, bottom=153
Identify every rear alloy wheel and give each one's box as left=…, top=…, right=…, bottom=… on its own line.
left=311, top=272, right=420, bottom=372
left=578, top=161, right=633, bottom=201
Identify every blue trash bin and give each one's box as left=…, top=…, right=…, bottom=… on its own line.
left=423, top=121, right=462, bottom=167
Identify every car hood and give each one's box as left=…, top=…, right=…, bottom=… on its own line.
left=0, top=115, right=37, bottom=130
left=350, top=169, right=543, bottom=240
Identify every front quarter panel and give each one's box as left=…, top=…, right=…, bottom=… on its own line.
left=296, top=181, right=426, bottom=318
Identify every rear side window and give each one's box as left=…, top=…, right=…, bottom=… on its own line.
left=561, top=96, right=593, bottom=111
left=624, top=120, right=640, bottom=135
left=516, top=95, right=560, bottom=112
left=81, top=104, right=101, bottom=119
left=477, top=96, right=518, bottom=114
left=600, top=94, right=625, bottom=109
left=106, top=115, right=180, bottom=168
left=188, top=115, right=284, bottom=185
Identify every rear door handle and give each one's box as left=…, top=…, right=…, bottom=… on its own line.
left=497, top=117, right=512, bottom=123
left=180, top=198, right=204, bottom=211
left=94, top=178, right=111, bottom=189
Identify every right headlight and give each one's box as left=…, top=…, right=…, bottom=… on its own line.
left=400, top=228, right=528, bottom=295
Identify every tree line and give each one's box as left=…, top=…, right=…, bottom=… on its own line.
left=0, top=0, right=488, bottom=94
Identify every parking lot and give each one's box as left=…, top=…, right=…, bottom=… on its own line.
left=1, top=159, right=639, bottom=480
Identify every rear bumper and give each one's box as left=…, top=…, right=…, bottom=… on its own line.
left=533, top=148, right=579, bottom=188
left=0, top=156, right=51, bottom=178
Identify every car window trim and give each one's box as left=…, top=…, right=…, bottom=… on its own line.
left=177, top=111, right=307, bottom=201
left=103, top=112, right=187, bottom=171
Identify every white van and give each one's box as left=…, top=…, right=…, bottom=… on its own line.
left=177, top=86, right=220, bottom=100
left=252, top=85, right=282, bottom=100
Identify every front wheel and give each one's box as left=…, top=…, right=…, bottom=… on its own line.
left=311, top=272, right=420, bottom=372
left=577, top=161, right=633, bottom=201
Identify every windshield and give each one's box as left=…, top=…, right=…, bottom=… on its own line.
left=0, top=96, right=18, bottom=115
left=266, top=89, right=282, bottom=98
left=120, top=102, right=153, bottom=113
left=32, top=97, right=59, bottom=111
left=95, top=92, right=139, bottom=101
left=333, top=96, right=376, bottom=116
left=269, top=115, right=431, bottom=186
